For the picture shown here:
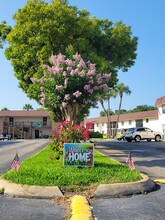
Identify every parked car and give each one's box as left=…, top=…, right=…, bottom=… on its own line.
left=124, top=127, right=163, bottom=142
left=116, top=128, right=128, bottom=141
left=0, top=134, right=12, bottom=140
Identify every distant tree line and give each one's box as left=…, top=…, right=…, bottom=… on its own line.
left=100, top=105, right=157, bottom=116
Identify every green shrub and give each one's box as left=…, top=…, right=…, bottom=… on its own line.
left=90, top=131, right=103, bottom=138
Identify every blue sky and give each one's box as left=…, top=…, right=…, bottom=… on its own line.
left=0, top=0, right=165, bottom=117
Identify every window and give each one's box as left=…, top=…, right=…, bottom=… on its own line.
left=9, top=117, right=14, bottom=126
left=136, top=127, right=145, bottom=132
left=162, top=105, right=165, bottom=114
left=136, top=119, right=143, bottom=127
left=97, top=123, right=99, bottom=127
left=43, top=117, right=47, bottom=126
left=102, top=123, right=104, bottom=127
left=146, top=119, right=149, bottom=123
left=129, top=120, right=132, bottom=125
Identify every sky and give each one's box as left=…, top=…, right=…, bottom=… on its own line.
left=0, top=0, right=165, bottom=117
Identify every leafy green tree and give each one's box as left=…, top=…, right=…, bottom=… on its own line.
left=128, top=105, right=157, bottom=112
left=114, top=83, right=131, bottom=136
left=115, top=109, right=128, bottom=114
left=23, top=104, right=33, bottom=111
left=0, top=21, right=11, bottom=48
left=1, top=0, right=138, bottom=115
left=1, top=107, right=9, bottom=111
left=100, top=110, right=115, bottom=117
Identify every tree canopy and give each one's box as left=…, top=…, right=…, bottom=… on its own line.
left=100, top=105, right=157, bottom=116
left=0, top=0, right=138, bottom=121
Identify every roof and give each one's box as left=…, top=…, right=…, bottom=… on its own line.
left=84, top=110, right=158, bottom=124
left=155, top=96, right=165, bottom=107
left=0, top=110, right=50, bottom=117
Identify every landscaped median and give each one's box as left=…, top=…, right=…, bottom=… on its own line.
left=0, top=144, right=156, bottom=219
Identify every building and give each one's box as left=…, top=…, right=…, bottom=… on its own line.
left=0, top=110, right=55, bottom=139
left=1, top=96, right=165, bottom=139
left=84, top=96, right=165, bottom=138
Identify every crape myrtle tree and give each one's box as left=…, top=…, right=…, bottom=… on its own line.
left=31, top=53, right=111, bottom=125
left=0, top=0, right=138, bottom=123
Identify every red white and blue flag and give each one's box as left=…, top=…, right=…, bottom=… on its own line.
left=11, top=153, right=20, bottom=171
left=126, top=151, right=135, bottom=170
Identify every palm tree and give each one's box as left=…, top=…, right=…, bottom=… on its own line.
left=99, top=87, right=118, bottom=138
left=114, top=83, right=131, bottom=136
left=23, top=104, right=33, bottom=111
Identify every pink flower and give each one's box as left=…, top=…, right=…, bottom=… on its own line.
left=57, top=96, right=61, bottom=100
left=77, top=59, right=86, bottom=69
left=84, top=85, right=90, bottom=90
left=93, top=86, right=99, bottom=90
left=63, top=71, right=67, bottom=76
left=56, top=85, right=63, bottom=90
left=65, top=59, right=75, bottom=66
left=87, top=70, right=95, bottom=76
left=89, top=63, right=96, bottom=70
left=70, top=69, right=75, bottom=76
left=88, top=89, right=93, bottom=94
left=101, top=84, right=109, bottom=91
left=62, top=102, right=67, bottom=108
left=97, top=77, right=103, bottom=84
left=89, top=79, right=94, bottom=84
left=57, top=53, right=65, bottom=64
left=64, top=94, right=70, bottom=100
left=73, top=91, right=82, bottom=98
left=73, top=53, right=81, bottom=61
left=67, top=67, right=72, bottom=71
left=64, top=78, right=68, bottom=86
left=52, top=66, right=61, bottom=74
left=79, top=70, right=85, bottom=77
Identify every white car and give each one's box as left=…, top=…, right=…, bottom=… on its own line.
left=0, top=134, right=12, bottom=140
left=125, top=127, right=163, bottom=142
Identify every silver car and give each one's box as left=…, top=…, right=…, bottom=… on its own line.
left=125, top=127, right=163, bottom=142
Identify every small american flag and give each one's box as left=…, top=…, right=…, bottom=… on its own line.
left=11, top=153, right=20, bottom=171
left=126, top=151, right=135, bottom=170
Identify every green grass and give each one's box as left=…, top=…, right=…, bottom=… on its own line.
left=2, top=145, right=142, bottom=191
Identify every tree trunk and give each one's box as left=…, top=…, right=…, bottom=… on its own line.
left=114, top=95, right=122, bottom=137
left=100, top=99, right=111, bottom=138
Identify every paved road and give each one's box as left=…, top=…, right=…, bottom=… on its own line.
left=0, top=140, right=165, bottom=220
left=92, top=184, right=165, bottom=220
left=95, top=140, right=165, bottom=180
left=0, top=139, right=68, bottom=220
left=0, top=139, right=50, bottom=174
left=91, top=140, right=165, bottom=220
left=0, top=195, right=67, bottom=220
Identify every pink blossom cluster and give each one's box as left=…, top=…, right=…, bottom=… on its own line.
left=31, top=53, right=111, bottom=108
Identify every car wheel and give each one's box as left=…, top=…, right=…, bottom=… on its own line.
left=126, top=139, right=132, bottom=142
left=155, top=135, right=161, bottom=142
left=147, top=139, right=151, bottom=142
left=134, top=135, right=141, bottom=142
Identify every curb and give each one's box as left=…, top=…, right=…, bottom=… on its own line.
left=0, top=173, right=155, bottom=199
left=94, top=173, right=156, bottom=198
left=70, top=195, right=94, bottom=220
left=0, top=179, right=63, bottom=199
left=154, top=179, right=165, bottom=184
